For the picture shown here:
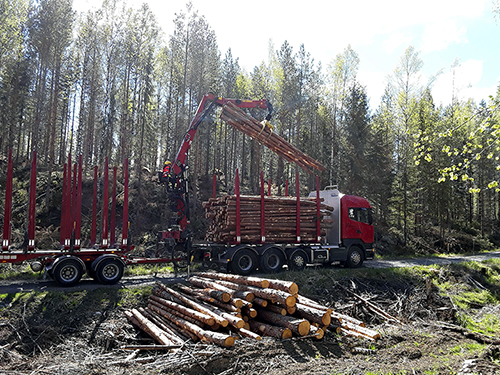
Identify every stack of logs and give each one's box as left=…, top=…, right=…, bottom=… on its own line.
left=125, top=273, right=380, bottom=348
left=220, top=102, right=325, bottom=174
left=203, top=195, right=333, bottom=244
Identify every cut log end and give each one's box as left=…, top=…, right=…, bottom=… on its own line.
left=298, top=320, right=311, bottom=336
left=224, top=336, right=235, bottom=347
left=285, top=295, right=296, bottom=307
left=282, top=328, right=293, bottom=339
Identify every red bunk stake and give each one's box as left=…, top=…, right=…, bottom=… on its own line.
left=110, top=166, right=117, bottom=247
left=60, top=163, right=67, bottom=247
left=28, top=151, right=37, bottom=250
left=235, top=169, right=241, bottom=244
left=316, top=175, right=321, bottom=243
left=285, top=179, right=289, bottom=197
left=268, top=178, right=271, bottom=196
left=260, top=171, right=265, bottom=243
left=212, top=174, right=216, bottom=199
left=65, top=153, right=72, bottom=249
left=72, top=163, right=77, bottom=237
left=91, top=166, right=98, bottom=246
left=2, top=149, right=13, bottom=250
left=75, top=156, right=83, bottom=249
left=121, top=158, right=129, bottom=249
left=296, top=173, right=300, bottom=243
left=101, top=157, right=109, bottom=248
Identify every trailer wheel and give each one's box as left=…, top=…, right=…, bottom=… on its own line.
left=346, top=246, right=364, bottom=268
left=260, top=248, right=285, bottom=273
left=95, top=258, right=124, bottom=284
left=53, top=258, right=84, bottom=286
left=288, top=250, right=307, bottom=272
left=230, top=249, right=257, bottom=275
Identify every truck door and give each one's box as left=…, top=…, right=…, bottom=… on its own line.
left=340, top=195, right=374, bottom=245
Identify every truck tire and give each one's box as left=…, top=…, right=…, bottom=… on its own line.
left=288, top=250, right=307, bottom=272
left=230, top=249, right=257, bottom=275
left=346, top=246, right=364, bottom=268
left=53, top=258, right=84, bottom=286
left=260, top=248, right=285, bottom=273
left=95, top=258, right=124, bottom=284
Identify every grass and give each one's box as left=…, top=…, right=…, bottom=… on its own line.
left=449, top=342, right=487, bottom=356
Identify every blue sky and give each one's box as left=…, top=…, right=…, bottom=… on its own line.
left=74, top=0, right=500, bottom=108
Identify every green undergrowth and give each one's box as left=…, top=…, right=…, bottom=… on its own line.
left=0, top=263, right=40, bottom=280
left=124, top=263, right=176, bottom=276
left=0, top=286, right=152, bottom=320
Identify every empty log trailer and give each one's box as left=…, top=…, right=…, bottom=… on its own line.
left=159, top=93, right=375, bottom=275
left=0, top=150, right=185, bottom=286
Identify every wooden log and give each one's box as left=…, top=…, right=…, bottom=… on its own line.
left=286, top=305, right=296, bottom=315
left=149, top=295, right=215, bottom=326
left=267, top=278, right=299, bottom=295
left=255, top=308, right=310, bottom=336
left=265, top=304, right=287, bottom=316
left=338, top=321, right=381, bottom=340
left=247, top=286, right=296, bottom=307
left=125, top=309, right=175, bottom=346
left=138, top=307, right=184, bottom=345
left=249, top=320, right=293, bottom=339
left=242, top=306, right=257, bottom=318
left=295, top=302, right=331, bottom=326
left=194, top=272, right=269, bottom=288
left=197, top=295, right=240, bottom=313
left=188, top=276, right=251, bottom=301
left=331, top=311, right=364, bottom=327
left=221, top=102, right=325, bottom=172
left=309, top=325, right=325, bottom=339
left=120, top=345, right=182, bottom=351
left=148, top=303, right=234, bottom=347
left=340, top=327, right=375, bottom=341
left=148, top=300, right=205, bottom=328
left=155, top=284, right=229, bottom=327
left=238, top=328, right=262, bottom=341
left=147, top=304, right=199, bottom=341
left=296, top=295, right=332, bottom=314
left=253, top=297, right=268, bottom=308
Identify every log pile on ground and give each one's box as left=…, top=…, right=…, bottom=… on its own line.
left=203, top=195, right=334, bottom=244
left=220, top=102, right=325, bottom=173
left=124, top=273, right=380, bottom=348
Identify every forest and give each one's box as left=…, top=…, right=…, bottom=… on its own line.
left=1, top=0, right=500, bottom=253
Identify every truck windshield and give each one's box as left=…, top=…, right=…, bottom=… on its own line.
left=348, top=207, right=373, bottom=225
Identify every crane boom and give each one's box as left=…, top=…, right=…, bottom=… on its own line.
left=163, top=93, right=272, bottom=233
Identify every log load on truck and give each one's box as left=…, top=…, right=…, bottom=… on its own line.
left=0, top=93, right=374, bottom=286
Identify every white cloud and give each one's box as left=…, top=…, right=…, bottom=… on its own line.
left=357, top=70, right=389, bottom=106
left=421, top=20, right=468, bottom=53
left=383, top=33, right=413, bottom=54
left=431, top=60, right=496, bottom=105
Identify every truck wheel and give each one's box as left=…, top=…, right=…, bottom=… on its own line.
left=230, top=249, right=257, bottom=275
left=288, top=250, right=307, bottom=272
left=95, top=258, right=124, bottom=284
left=260, top=248, right=285, bottom=273
left=346, top=246, right=364, bottom=268
left=53, top=258, right=84, bottom=286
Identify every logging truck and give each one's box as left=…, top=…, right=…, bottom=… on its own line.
left=0, top=94, right=374, bottom=286
left=160, top=94, right=375, bottom=275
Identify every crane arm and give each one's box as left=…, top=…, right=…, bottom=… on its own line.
left=171, top=93, right=272, bottom=177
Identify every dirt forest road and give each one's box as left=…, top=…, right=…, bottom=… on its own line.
left=1, top=250, right=500, bottom=294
